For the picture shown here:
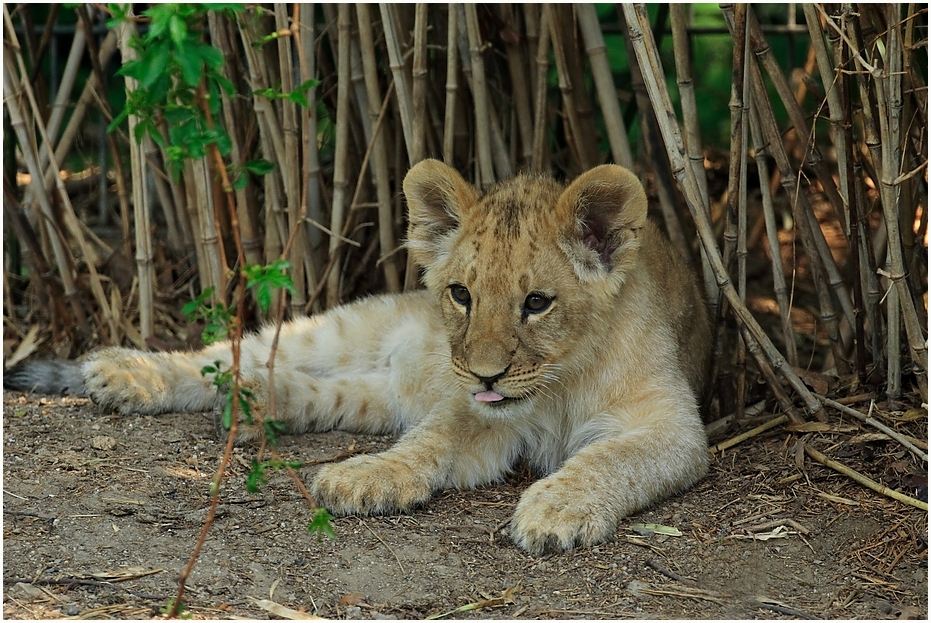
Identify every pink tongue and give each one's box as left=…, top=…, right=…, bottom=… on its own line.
left=474, top=390, right=505, bottom=403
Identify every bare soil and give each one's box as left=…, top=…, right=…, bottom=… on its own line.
left=2, top=391, right=927, bottom=620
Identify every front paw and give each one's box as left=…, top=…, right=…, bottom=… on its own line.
left=311, top=455, right=432, bottom=515
left=83, top=348, right=168, bottom=415
left=510, top=476, right=615, bottom=554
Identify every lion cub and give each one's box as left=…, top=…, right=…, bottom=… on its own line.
left=6, top=161, right=711, bottom=553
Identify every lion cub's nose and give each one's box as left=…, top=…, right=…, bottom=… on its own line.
left=472, top=367, right=509, bottom=388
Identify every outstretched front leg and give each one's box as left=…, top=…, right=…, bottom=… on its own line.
left=311, top=403, right=523, bottom=514
left=510, top=384, right=709, bottom=554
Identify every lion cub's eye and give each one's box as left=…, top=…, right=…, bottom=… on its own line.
left=523, top=292, right=553, bottom=314
left=449, top=284, right=472, bottom=307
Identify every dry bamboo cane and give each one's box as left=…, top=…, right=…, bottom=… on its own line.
left=356, top=5, right=401, bottom=293
left=668, top=17, right=714, bottom=281
left=622, top=3, right=823, bottom=419
left=2, top=64, right=81, bottom=322
left=273, top=3, right=308, bottom=315
left=411, top=4, right=429, bottom=164
left=838, top=41, right=868, bottom=380
left=4, top=11, right=118, bottom=339
left=548, top=7, right=591, bottom=170
left=500, top=4, right=535, bottom=166
left=843, top=13, right=887, bottom=368
left=559, top=5, right=600, bottom=167
left=669, top=5, right=709, bottom=209
left=577, top=3, right=633, bottom=168
left=463, top=4, right=495, bottom=189
left=842, top=13, right=883, bottom=183
left=379, top=4, right=415, bottom=164
left=748, top=102, right=799, bottom=367
left=869, top=7, right=928, bottom=385
left=618, top=7, right=691, bottom=259
left=721, top=3, right=746, bottom=276
left=442, top=5, right=459, bottom=164
left=802, top=4, right=851, bottom=218
left=295, top=5, right=324, bottom=302
left=743, top=10, right=857, bottom=334
left=451, top=6, right=510, bottom=182
left=745, top=9, right=848, bottom=233
left=33, top=29, right=117, bottom=202
left=207, top=13, right=262, bottom=267
left=524, top=5, right=540, bottom=105
left=725, top=10, right=849, bottom=374
left=27, top=21, right=85, bottom=193
left=326, top=5, right=353, bottom=307
left=736, top=11, right=752, bottom=422
left=530, top=5, right=551, bottom=172
left=236, top=18, right=288, bottom=263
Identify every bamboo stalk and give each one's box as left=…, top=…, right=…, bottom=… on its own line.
left=748, top=102, right=798, bottom=367
left=710, top=415, right=789, bottom=454
left=669, top=5, right=710, bottom=208
left=735, top=10, right=752, bottom=423
left=548, top=7, right=591, bottom=170
left=722, top=6, right=849, bottom=374
left=30, top=21, right=85, bottom=184
left=801, top=4, right=851, bottom=217
left=619, top=7, right=691, bottom=260
left=820, top=396, right=928, bottom=462
left=207, top=12, right=261, bottom=266
left=746, top=9, right=848, bottom=233
left=577, top=4, right=633, bottom=168
left=463, top=4, right=495, bottom=189
left=722, top=3, right=747, bottom=278
left=500, top=5, right=535, bottom=166
left=273, top=4, right=308, bottom=315
left=745, top=11, right=857, bottom=336
left=356, top=5, right=401, bottom=293
left=442, top=5, right=459, bottom=164
left=326, top=5, right=353, bottom=307
left=2, top=62, right=81, bottom=322
left=295, top=4, right=324, bottom=305
left=32, top=30, right=117, bottom=222
left=622, top=3, right=824, bottom=420
left=4, top=9, right=117, bottom=339
left=411, top=4, right=428, bottom=164
left=867, top=6, right=928, bottom=384
left=236, top=16, right=288, bottom=264
left=530, top=5, right=551, bottom=172
left=379, top=4, right=415, bottom=164
left=804, top=445, right=928, bottom=511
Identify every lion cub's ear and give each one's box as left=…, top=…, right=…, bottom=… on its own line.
left=556, top=164, right=648, bottom=286
left=403, top=159, right=479, bottom=269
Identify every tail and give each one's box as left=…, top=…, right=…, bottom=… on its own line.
left=4, top=360, right=86, bottom=396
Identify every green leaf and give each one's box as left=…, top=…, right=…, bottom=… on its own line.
left=246, top=460, right=265, bottom=493
left=107, top=107, right=131, bottom=133
left=169, top=14, right=188, bottom=47
left=200, top=364, right=217, bottom=376
left=143, top=4, right=174, bottom=41
left=221, top=395, right=233, bottom=430
left=175, top=41, right=203, bottom=87
left=307, top=508, right=336, bottom=540
left=244, top=159, right=274, bottom=175
left=286, top=91, right=307, bottom=108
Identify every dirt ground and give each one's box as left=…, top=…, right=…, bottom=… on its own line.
left=2, top=391, right=927, bottom=620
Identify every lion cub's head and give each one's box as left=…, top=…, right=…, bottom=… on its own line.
left=404, top=160, right=647, bottom=417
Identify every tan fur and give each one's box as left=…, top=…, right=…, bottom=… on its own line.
left=80, top=161, right=711, bottom=553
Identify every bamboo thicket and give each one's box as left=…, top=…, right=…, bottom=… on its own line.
left=2, top=4, right=927, bottom=421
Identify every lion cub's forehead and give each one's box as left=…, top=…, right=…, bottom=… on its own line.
left=463, top=174, right=563, bottom=241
